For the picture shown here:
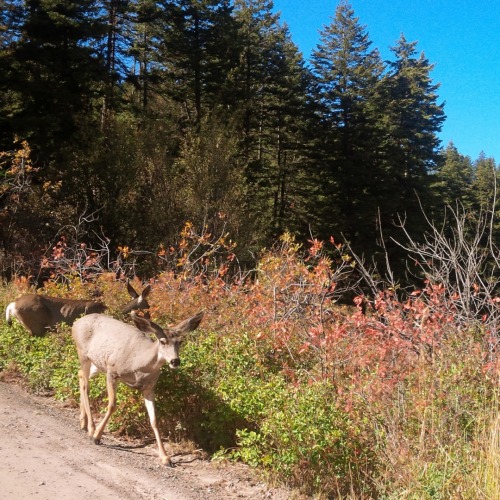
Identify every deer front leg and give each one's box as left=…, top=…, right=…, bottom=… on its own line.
left=79, top=399, right=88, bottom=431
left=78, top=365, right=95, bottom=436
left=93, top=372, right=117, bottom=444
left=144, top=389, right=172, bottom=466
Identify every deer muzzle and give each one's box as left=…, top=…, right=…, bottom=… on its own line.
left=169, top=358, right=180, bottom=369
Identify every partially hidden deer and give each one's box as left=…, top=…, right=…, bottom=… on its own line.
left=121, top=281, right=152, bottom=318
left=5, top=294, right=106, bottom=336
left=71, top=310, right=203, bottom=465
left=5, top=281, right=151, bottom=336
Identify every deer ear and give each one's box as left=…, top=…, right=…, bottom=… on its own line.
left=127, top=281, right=139, bottom=298
left=131, top=312, right=166, bottom=341
left=172, top=311, right=204, bottom=335
left=141, top=284, right=152, bottom=298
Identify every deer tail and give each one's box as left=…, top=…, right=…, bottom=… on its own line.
left=5, top=302, right=15, bottom=326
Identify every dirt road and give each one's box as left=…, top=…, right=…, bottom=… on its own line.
left=0, top=381, right=295, bottom=499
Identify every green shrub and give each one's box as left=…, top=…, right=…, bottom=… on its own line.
left=2, top=267, right=500, bottom=498
left=0, top=321, right=76, bottom=394
left=226, top=381, right=377, bottom=497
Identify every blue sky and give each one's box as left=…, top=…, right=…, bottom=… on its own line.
left=272, top=0, right=500, bottom=163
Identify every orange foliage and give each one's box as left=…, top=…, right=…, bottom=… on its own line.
left=11, top=224, right=496, bottom=413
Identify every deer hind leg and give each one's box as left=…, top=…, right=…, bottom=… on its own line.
left=13, top=313, right=46, bottom=336
left=23, top=306, right=51, bottom=336
left=78, top=363, right=95, bottom=436
left=93, top=371, right=117, bottom=445
left=143, top=389, right=172, bottom=466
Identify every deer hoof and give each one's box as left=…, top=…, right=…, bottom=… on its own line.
left=161, top=456, right=173, bottom=467
left=93, top=436, right=101, bottom=445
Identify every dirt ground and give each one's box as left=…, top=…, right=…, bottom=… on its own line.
left=0, top=380, right=301, bottom=500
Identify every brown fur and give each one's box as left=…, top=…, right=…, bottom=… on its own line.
left=5, top=294, right=106, bottom=336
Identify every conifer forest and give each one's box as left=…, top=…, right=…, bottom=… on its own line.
left=2, top=0, right=497, bottom=284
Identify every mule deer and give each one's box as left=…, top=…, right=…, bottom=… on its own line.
left=72, top=310, right=204, bottom=465
left=121, top=281, right=151, bottom=317
left=5, top=282, right=151, bottom=336
left=5, top=294, right=107, bottom=336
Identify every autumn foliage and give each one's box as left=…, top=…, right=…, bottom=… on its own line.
left=2, top=227, right=500, bottom=497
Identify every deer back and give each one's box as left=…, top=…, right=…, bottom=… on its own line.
left=73, top=311, right=203, bottom=390
left=52, top=296, right=106, bottom=324
left=7, top=294, right=106, bottom=335
left=72, top=314, right=163, bottom=389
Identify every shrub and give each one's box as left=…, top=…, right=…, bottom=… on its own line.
left=232, top=381, right=378, bottom=497
left=2, top=232, right=500, bottom=498
left=0, top=320, right=76, bottom=395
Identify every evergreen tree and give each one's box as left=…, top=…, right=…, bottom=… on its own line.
left=126, top=0, right=168, bottom=116
left=374, top=34, right=445, bottom=242
left=432, top=141, right=474, bottom=209
left=308, top=1, right=384, bottom=252
left=98, top=0, right=133, bottom=127
left=1, top=0, right=107, bottom=162
left=232, top=0, right=310, bottom=242
left=472, top=152, right=498, bottom=210
left=152, top=0, right=240, bottom=125
left=232, top=0, right=280, bottom=143
left=0, top=0, right=23, bottom=150
left=265, top=29, right=310, bottom=237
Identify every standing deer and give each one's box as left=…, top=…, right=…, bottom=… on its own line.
left=5, top=282, right=151, bottom=336
left=72, top=310, right=204, bottom=466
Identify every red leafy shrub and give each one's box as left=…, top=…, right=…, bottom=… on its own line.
left=4, top=227, right=500, bottom=497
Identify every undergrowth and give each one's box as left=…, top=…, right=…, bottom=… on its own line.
left=2, top=234, right=500, bottom=498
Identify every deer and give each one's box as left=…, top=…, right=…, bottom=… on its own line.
left=120, top=281, right=152, bottom=318
left=5, top=281, right=151, bottom=336
left=5, top=294, right=106, bottom=336
left=71, top=309, right=204, bottom=466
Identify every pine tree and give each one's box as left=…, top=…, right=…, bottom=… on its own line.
left=232, top=0, right=310, bottom=242
left=152, top=0, right=240, bottom=125
left=472, top=152, right=498, bottom=210
left=0, top=0, right=24, bottom=150
left=432, top=141, right=474, bottom=209
left=232, top=0, right=280, bottom=142
left=266, top=30, right=310, bottom=237
left=374, top=34, right=445, bottom=241
left=126, top=0, right=165, bottom=116
left=1, top=0, right=107, bottom=161
left=0, top=1, right=24, bottom=50
left=308, top=1, right=384, bottom=251
left=98, top=0, right=132, bottom=127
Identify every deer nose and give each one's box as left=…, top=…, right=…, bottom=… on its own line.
left=170, top=358, right=180, bottom=368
